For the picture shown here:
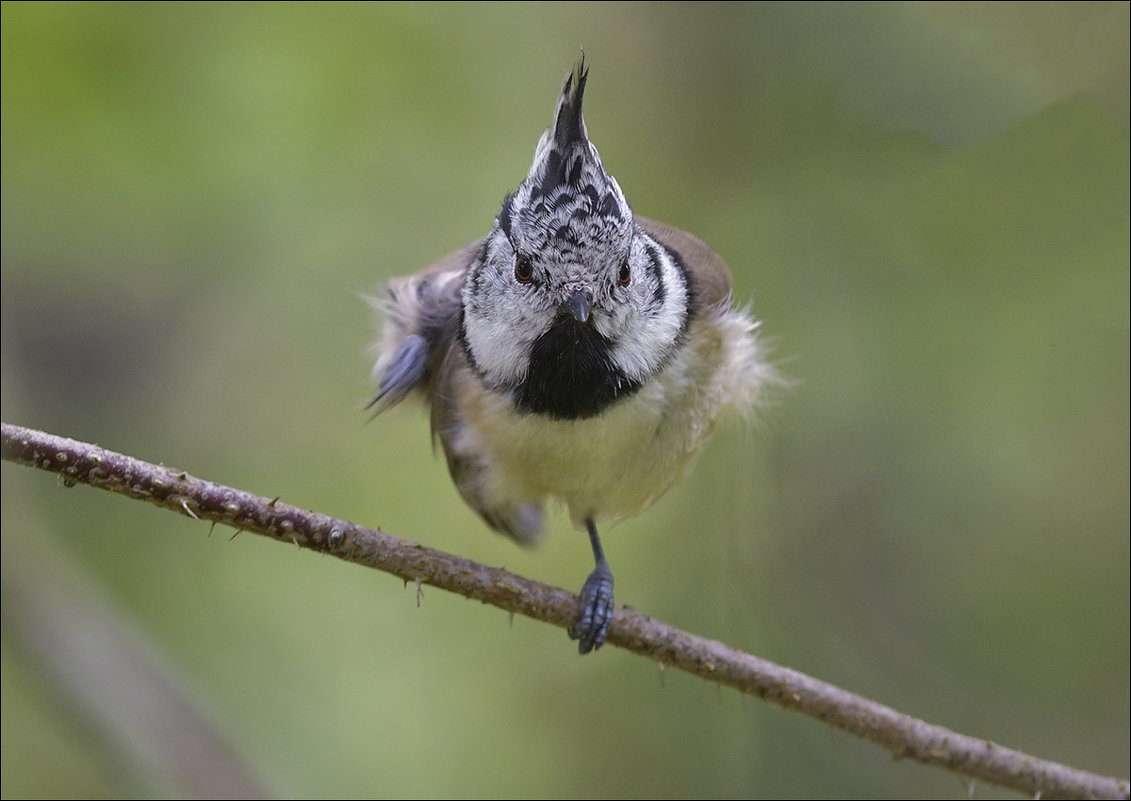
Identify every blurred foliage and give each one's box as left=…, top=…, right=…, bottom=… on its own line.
left=1, top=3, right=1127, bottom=798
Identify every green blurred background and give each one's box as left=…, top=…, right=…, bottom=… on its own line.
left=2, top=3, right=1127, bottom=798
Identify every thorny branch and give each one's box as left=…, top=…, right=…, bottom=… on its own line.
left=2, top=421, right=1127, bottom=800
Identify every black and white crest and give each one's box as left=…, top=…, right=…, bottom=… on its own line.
left=497, top=57, right=633, bottom=271
left=458, top=57, right=703, bottom=422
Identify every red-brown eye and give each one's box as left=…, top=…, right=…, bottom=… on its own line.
left=515, top=256, right=534, bottom=283
left=618, top=260, right=631, bottom=286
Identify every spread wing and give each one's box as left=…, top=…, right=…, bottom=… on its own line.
left=367, top=238, right=484, bottom=416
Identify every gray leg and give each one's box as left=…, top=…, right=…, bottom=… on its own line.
left=568, top=518, right=614, bottom=654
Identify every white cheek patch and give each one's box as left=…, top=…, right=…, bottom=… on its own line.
left=463, top=279, right=551, bottom=390
left=464, top=313, right=522, bottom=387
left=607, top=236, right=689, bottom=381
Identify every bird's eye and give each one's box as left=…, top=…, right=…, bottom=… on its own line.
left=617, top=260, right=631, bottom=287
left=515, top=256, right=534, bottom=283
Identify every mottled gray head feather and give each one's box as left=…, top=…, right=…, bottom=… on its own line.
left=496, top=57, right=632, bottom=270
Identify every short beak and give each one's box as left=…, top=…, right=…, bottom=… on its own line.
left=562, top=290, right=591, bottom=324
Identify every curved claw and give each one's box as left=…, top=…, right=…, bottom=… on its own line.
left=569, top=560, right=614, bottom=654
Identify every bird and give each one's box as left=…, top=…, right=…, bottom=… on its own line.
left=367, top=57, right=773, bottom=654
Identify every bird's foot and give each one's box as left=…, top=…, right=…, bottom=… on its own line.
left=568, top=561, right=614, bottom=654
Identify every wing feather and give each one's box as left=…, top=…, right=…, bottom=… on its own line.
left=368, top=238, right=483, bottom=413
